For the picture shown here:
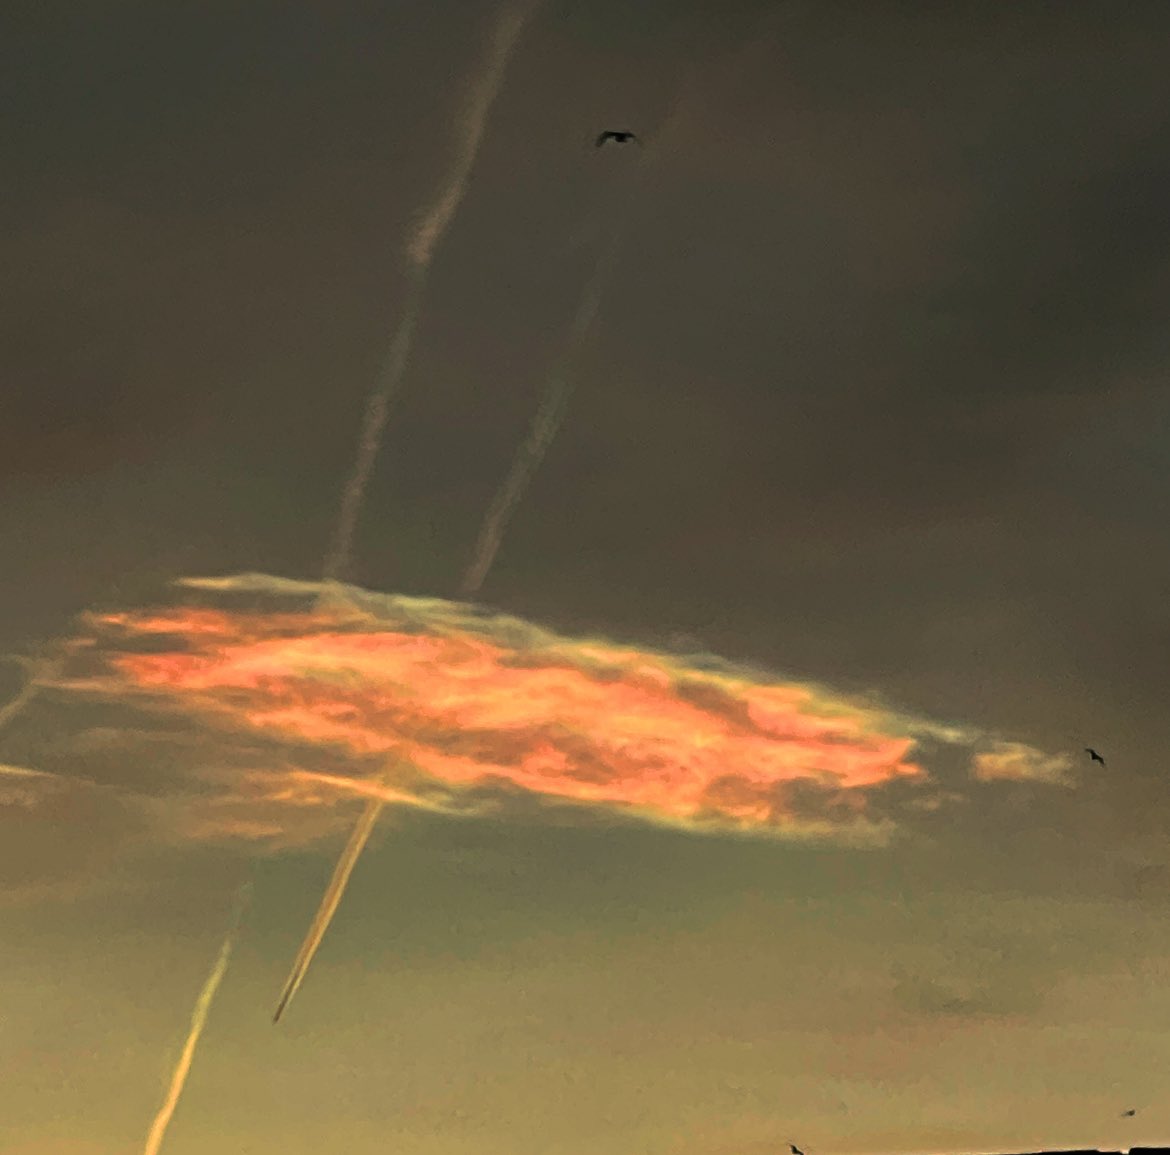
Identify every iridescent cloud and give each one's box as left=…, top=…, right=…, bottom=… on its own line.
left=28, top=573, right=1076, bottom=849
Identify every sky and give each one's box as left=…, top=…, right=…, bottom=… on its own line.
left=3, top=2, right=1170, bottom=1153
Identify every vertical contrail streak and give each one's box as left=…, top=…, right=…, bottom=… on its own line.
left=142, top=882, right=253, bottom=1155
left=273, top=797, right=385, bottom=1023
left=320, top=1, right=537, bottom=589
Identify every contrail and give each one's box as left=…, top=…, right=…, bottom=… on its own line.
left=142, top=881, right=253, bottom=1155
left=406, top=0, right=536, bottom=270
left=457, top=115, right=680, bottom=599
left=0, top=669, right=38, bottom=733
left=272, top=795, right=385, bottom=1023
left=0, top=649, right=69, bottom=735
left=286, top=6, right=724, bottom=1026
left=320, top=0, right=538, bottom=590
left=291, top=0, right=536, bottom=1025
left=457, top=230, right=625, bottom=597
left=456, top=0, right=783, bottom=601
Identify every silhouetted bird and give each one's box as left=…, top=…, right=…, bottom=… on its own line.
left=1085, top=747, right=1106, bottom=766
left=1122, top=1108, right=1138, bottom=1116
left=595, top=129, right=640, bottom=148
left=790, top=1145, right=805, bottom=1155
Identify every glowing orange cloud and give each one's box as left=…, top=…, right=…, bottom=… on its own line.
left=45, top=573, right=938, bottom=840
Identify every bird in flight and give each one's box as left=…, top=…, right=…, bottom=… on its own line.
left=791, top=1145, right=806, bottom=1155
left=1122, top=1108, right=1137, bottom=1117
left=595, top=129, right=640, bottom=148
left=1085, top=747, right=1106, bottom=766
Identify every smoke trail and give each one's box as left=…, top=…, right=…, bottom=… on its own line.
left=457, top=115, right=681, bottom=599
left=321, top=1, right=537, bottom=589
left=272, top=795, right=385, bottom=1023
left=142, top=882, right=253, bottom=1155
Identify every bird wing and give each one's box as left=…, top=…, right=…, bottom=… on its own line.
left=595, top=132, right=613, bottom=146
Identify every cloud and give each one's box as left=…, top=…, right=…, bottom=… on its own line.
left=17, top=571, right=1075, bottom=855
left=0, top=760, right=149, bottom=905
left=970, top=741, right=1075, bottom=785
left=21, top=723, right=415, bottom=855
left=50, top=575, right=929, bottom=835
left=0, top=762, right=83, bottom=810
left=0, top=762, right=52, bottom=778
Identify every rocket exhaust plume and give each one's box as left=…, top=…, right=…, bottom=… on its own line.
left=273, top=794, right=385, bottom=1023
left=321, top=0, right=537, bottom=591
left=142, top=881, right=253, bottom=1155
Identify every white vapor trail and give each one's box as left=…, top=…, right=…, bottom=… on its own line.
left=142, top=882, right=253, bottom=1155
left=273, top=796, right=385, bottom=1023
left=457, top=226, right=626, bottom=597
left=321, top=1, right=538, bottom=589
left=407, top=2, right=535, bottom=269
left=456, top=0, right=782, bottom=600
left=457, top=112, right=680, bottom=599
